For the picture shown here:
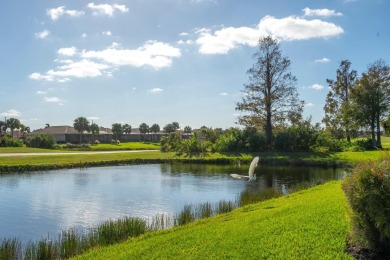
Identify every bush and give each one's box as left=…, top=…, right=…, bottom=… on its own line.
left=26, top=134, right=56, bottom=149
left=352, top=139, right=375, bottom=152
left=160, top=133, right=181, bottom=152
left=63, top=143, right=91, bottom=150
left=0, top=137, right=23, bottom=147
left=176, top=136, right=209, bottom=157
left=111, top=139, right=120, bottom=145
left=342, top=158, right=390, bottom=253
left=94, top=140, right=100, bottom=145
left=315, top=131, right=350, bottom=152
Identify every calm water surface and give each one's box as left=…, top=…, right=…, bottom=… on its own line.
left=0, top=164, right=344, bottom=242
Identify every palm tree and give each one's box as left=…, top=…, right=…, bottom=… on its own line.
left=184, top=126, right=192, bottom=134
left=123, top=124, right=132, bottom=142
left=90, top=123, right=100, bottom=143
left=150, top=124, right=160, bottom=142
left=73, top=117, right=90, bottom=144
left=139, top=123, right=149, bottom=141
left=0, top=120, right=6, bottom=136
left=6, top=118, right=21, bottom=138
left=111, top=123, right=123, bottom=143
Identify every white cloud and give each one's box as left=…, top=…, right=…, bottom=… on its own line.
left=302, top=7, right=342, bottom=17
left=220, top=92, right=228, bottom=96
left=30, top=41, right=181, bottom=82
left=44, top=96, right=64, bottom=105
left=82, top=41, right=181, bottom=69
left=305, top=102, right=315, bottom=107
left=47, top=6, right=84, bottom=21
left=0, top=109, right=21, bottom=117
left=87, top=116, right=100, bottom=120
left=81, top=33, right=88, bottom=38
left=35, top=30, right=50, bottom=39
left=179, top=32, right=189, bottom=36
left=196, top=15, right=344, bottom=54
left=149, top=88, right=163, bottom=93
left=29, top=72, right=55, bottom=81
left=46, top=59, right=110, bottom=79
left=36, top=91, right=47, bottom=95
left=87, top=3, right=129, bottom=16
left=58, top=47, right=77, bottom=57
left=315, top=57, right=331, bottom=63
left=309, top=84, right=324, bottom=90
left=102, top=31, right=112, bottom=36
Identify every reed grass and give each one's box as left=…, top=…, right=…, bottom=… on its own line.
left=0, top=238, right=21, bottom=259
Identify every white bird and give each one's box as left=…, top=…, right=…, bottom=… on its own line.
left=282, top=184, right=289, bottom=196
left=230, top=156, right=259, bottom=182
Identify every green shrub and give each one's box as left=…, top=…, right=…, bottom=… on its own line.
left=352, top=139, right=375, bottom=152
left=0, top=136, right=23, bottom=147
left=315, top=130, right=350, bottom=152
left=342, top=158, right=390, bottom=253
left=160, top=133, right=181, bottom=152
left=26, top=134, right=56, bottom=149
left=63, top=143, right=91, bottom=150
left=176, top=136, right=208, bottom=157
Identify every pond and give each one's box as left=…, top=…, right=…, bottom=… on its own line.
left=0, top=164, right=344, bottom=243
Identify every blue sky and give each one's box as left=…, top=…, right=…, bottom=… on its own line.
left=0, top=0, right=388, bottom=131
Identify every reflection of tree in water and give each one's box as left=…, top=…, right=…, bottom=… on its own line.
left=74, top=171, right=90, bottom=187
left=160, top=163, right=241, bottom=176
left=4, top=176, right=20, bottom=189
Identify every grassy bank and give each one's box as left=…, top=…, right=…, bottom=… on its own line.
left=74, top=181, right=351, bottom=259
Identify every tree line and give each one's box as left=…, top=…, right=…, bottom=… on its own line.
left=236, top=36, right=390, bottom=149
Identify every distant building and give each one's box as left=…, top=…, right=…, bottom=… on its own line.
left=28, top=126, right=189, bottom=143
left=28, top=126, right=113, bottom=144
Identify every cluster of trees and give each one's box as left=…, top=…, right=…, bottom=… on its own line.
left=0, top=118, right=30, bottom=139
left=235, top=36, right=389, bottom=149
left=323, top=60, right=390, bottom=148
left=0, top=118, right=31, bottom=147
left=161, top=36, right=389, bottom=155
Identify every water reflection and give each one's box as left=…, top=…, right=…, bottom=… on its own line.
left=0, top=164, right=343, bottom=243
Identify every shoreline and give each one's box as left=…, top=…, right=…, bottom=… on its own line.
left=0, top=155, right=349, bottom=174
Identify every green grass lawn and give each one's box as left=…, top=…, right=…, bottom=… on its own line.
left=381, top=136, right=390, bottom=148
left=74, top=181, right=352, bottom=259
left=90, top=142, right=160, bottom=151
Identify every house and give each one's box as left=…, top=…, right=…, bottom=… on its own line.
left=29, top=126, right=113, bottom=144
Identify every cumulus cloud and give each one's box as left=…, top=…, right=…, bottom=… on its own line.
left=29, top=41, right=181, bottom=82
left=220, top=92, right=228, bottom=96
left=0, top=109, right=21, bottom=117
left=81, top=41, right=181, bottom=68
left=35, top=30, right=50, bottom=39
left=302, top=7, right=342, bottom=17
left=305, top=102, right=315, bottom=107
left=47, top=6, right=84, bottom=21
left=309, top=84, right=324, bottom=90
left=87, top=3, right=129, bottom=16
left=149, top=88, right=163, bottom=93
left=315, top=57, right=331, bottom=63
left=196, top=15, right=343, bottom=54
left=87, top=116, right=100, bottom=120
left=58, top=47, right=77, bottom=57
left=44, top=96, right=64, bottom=105
left=102, top=31, right=112, bottom=36
left=36, top=91, right=47, bottom=95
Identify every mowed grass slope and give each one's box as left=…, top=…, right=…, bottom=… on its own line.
left=74, top=181, right=352, bottom=259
